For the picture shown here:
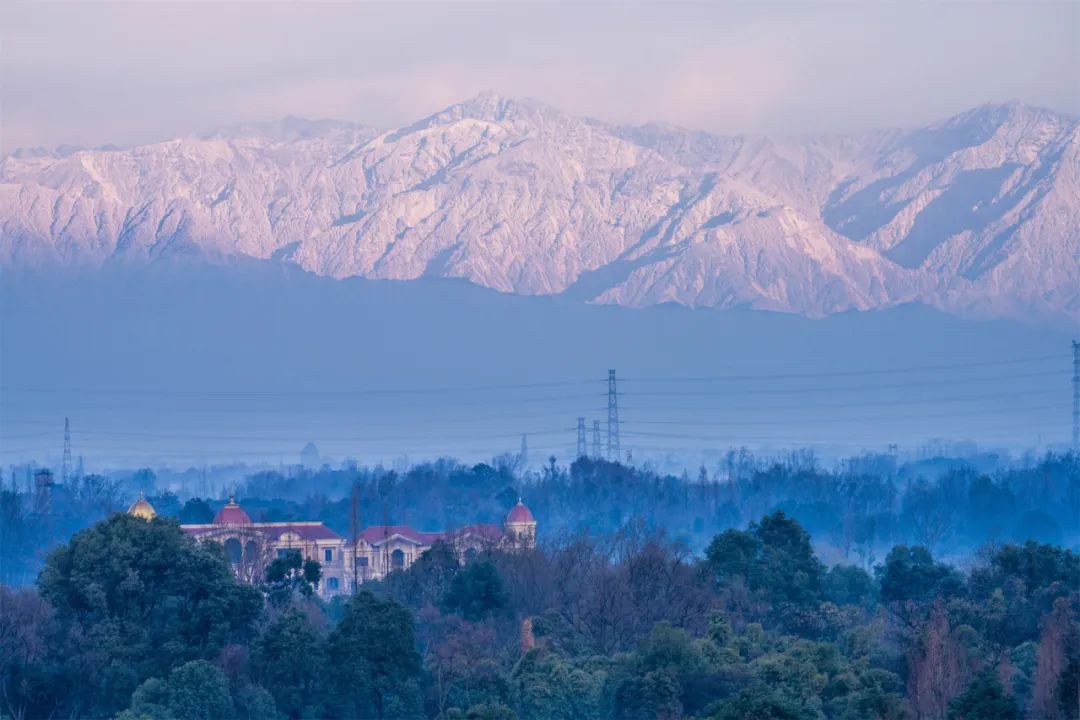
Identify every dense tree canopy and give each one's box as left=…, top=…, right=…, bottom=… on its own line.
left=34, top=514, right=261, bottom=717
left=1, top=453, right=1078, bottom=720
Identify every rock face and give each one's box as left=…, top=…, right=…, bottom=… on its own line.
left=1, top=93, right=1076, bottom=323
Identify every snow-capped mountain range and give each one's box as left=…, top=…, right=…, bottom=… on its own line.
left=2, top=93, right=1077, bottom=323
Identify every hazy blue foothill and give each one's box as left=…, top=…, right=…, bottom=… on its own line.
left=1, top=261, right=1070, bottom=466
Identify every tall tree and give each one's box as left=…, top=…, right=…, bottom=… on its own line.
left=36, top=513, right=261, bottom=717
left=324, top=590, right=422, bottom=720
left=251, top=609, right=326, bottom=720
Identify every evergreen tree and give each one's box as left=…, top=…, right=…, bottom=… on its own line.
left=324, top=590, right=423, bottom=720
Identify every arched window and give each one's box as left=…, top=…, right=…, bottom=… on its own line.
left=464, top=547, right=478, bottom=563
left=244, top=540, right=257, bottom=562
left=390, top=548, right=405, bottom=569
left=327, top=577, right=340, bottom=590
left=224, top=538, right=242, bottom=565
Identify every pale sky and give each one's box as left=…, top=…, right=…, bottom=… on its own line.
left=2, top=1, right=1078, bottom=151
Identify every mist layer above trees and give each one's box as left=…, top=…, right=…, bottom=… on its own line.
left=1, top=504, right=1077, bottom=719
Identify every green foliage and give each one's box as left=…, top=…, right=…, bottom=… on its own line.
left=385, top=540, right=460, bottom=610
left=707, top=685, right=818, bottom=720
left=613, top=669, right=681, bottom=720
left=706, top=529, right=760, bottom=583
left=443, top=560, right=509, bottom=622
left=457, top=702, right=517, bottom=720
left=706, top=513, right=826, bottom=633
left=165, top=660, right=233, bottom=720
left=35, top=513, right=261, bottom=717
left=710, top=512, right=825, bottom=608
left=324, top=590, right=423, bottom=720
left=822, top=565, right=875, bottom=607
left=251, top=609, right=326, bottom=719
left=947, top=674, right=1020, bottom=720
left=8, top=496, right=1080, bottom=720
left=118, top=677, right=172, bottom=720
left=751, top=512, right=826, bottom=607
left=968, top=541, right=1079, bottom=646
left=512, top=651, right=608, bottom=720
left=265, top=550, right=323, bottom=604
left=233, top=683, right=284, bottom=720
left=177, top=497, right=215, bottom=524
left=877, top=545, right=964, bottom=605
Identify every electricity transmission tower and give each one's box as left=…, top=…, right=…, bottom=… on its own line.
left=576, top=418, right=587, bottom=458
left=520, top=434, right=529, bottom=468
left=61, top=417, right=72, bottom=486
left=1072, top=340, right=1079, bottom=451
left=607, top=369, right=621, bottom=462
left=592, top=420, right=601, bottom=459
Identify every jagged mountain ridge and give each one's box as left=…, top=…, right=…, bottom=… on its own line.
left=1, top=94, right=1076, bottom=322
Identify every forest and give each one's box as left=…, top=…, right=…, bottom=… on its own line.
left=0, top=453, right=1078, bottom=719
left=2, top=451, right=1077, bottom=586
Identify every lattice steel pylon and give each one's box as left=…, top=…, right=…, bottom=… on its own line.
left=61, top=417, right=72, bottom=486
left=606, top=369, right=621, bottom=462
left=576, top=418, right=587, bottom=458
left=592, top=420, right=601, bottom=459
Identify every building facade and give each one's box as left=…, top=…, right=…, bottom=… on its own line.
left=128, top=495, right=537, bottom=600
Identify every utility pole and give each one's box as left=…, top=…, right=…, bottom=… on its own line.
left=1072, top=340, right=1079, bottom=451
left=61, top=417, right=72, bottom=486
left=576, top=418, right=587, bottom=458
left=349, top=480, right=361, bottom=593
left=606, top=369, right=621, bottom=462
left=592, top=420, right=601, bottom=459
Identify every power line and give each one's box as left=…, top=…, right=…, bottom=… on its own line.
left=623, top=388, right=1061, bottom=420
left=618, top=369, right=1063, bottom=400
left=620, top=401, right=1067, bottom=432
left=0, top=378, right=605, bottom=398
left=14, top=426, right=576, bottom=444
left=621, top=352, right=1068, bottom=383
left=4, top=352, right=1063, bottom=399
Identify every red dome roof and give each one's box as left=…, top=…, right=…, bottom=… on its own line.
left=213, top=497, right=252, bottom=525
left=506, top=500, right=535, bottom=525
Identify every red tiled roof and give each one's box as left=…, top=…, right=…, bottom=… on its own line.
left=449, top=524, right=506, bottom=542
left=506, top=501, right=535, bottom=524
left=213, top=499, right=252, bottom=525
left=359, top=525, right=444, bottom=545
left=181, top=522, right=342, bottom=542
left=261, top=523, right=343, bottom=541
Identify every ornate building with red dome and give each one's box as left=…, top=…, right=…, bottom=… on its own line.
left=156, top=495, right=538, bottom=599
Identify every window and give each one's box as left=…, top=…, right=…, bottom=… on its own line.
left=391, top=549, right=405, bottom=569
left=324, top=548, right=333, bottom=562
left=224, top=538, right=242, bottom=565
left=327, top=577, right=340, bottom=590
left=357, top=556, right=369, bottom=567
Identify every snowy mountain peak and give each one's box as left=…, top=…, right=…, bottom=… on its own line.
left=0, top=98, right=1076, bottom=325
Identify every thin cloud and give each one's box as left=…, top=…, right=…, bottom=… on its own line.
left=2, top=1, right=1077, bottom=150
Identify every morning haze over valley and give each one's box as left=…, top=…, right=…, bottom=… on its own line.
left=1, top=3, right=1078, bottom=720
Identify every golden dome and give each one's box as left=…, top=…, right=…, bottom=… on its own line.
left=127, top=491, right=157, bottom=520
